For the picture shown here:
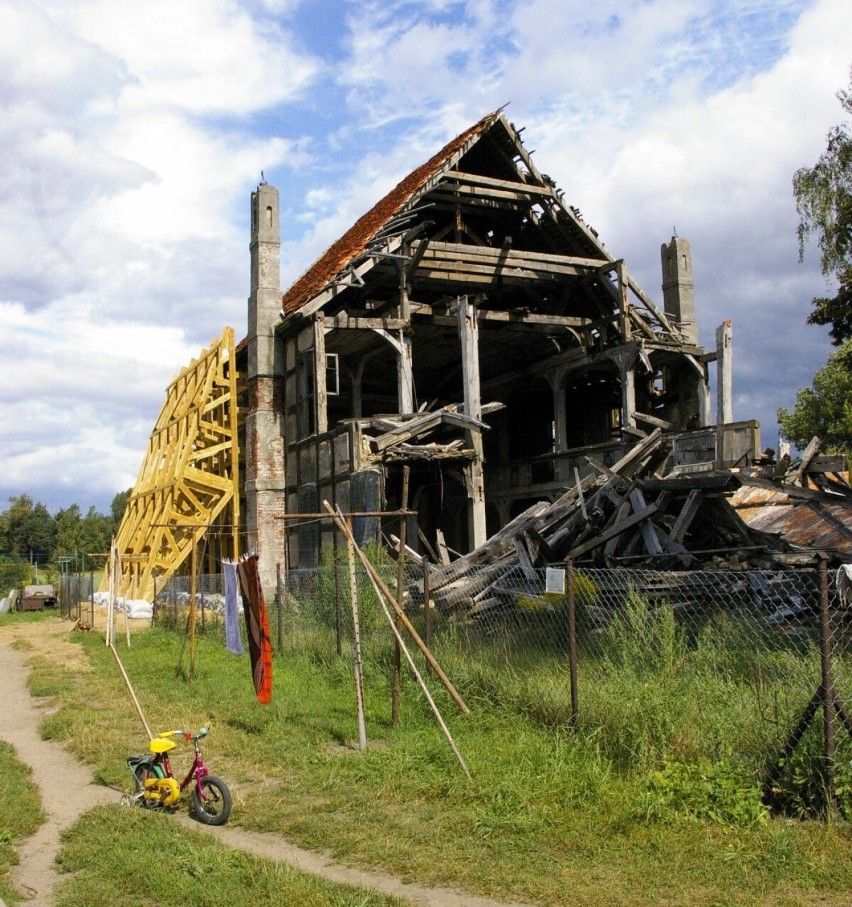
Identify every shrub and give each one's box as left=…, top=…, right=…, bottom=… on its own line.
left=640, top=757, right=768, bottom=828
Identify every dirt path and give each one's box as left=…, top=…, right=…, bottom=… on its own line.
left=0, top=634, right=115, bottom=906
left=0, top=619, right=530, bottom=907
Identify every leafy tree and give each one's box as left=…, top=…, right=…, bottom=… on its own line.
left=1, top=495, right=55, bottom=564
left=0, top=556, right=30, bottom=592
left=110, top=488, right=132, bottom=529
left=778, top=339, right=852, bottom=454
left=793, top=71, right=852, bottom=344
left=81, top=506, right=113, bottom=556
left=54, top=504, right=85, bottom=555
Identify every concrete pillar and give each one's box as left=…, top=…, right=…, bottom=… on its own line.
left=661, top=236, right=698, bottom=344
left=245, top=183, right=287, bottom=599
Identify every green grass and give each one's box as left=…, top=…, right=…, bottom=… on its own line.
left=18, top=612, right=852, bottom=906
left=54, top=805, right=407, bottom=907
left=0, top=741, right=45, bottom=906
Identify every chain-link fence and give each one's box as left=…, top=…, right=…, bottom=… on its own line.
left=279, top=558, right=852, bottom=817
left=66, top=553, right=852, bottom=817
left=58, top=573, right=95, bottom=623
left=149, top=572, right=228, bottom=632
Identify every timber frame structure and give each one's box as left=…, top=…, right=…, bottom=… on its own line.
left=244, top=110, right=759, bottom=593
left=107, top=328, right=241, bottom=600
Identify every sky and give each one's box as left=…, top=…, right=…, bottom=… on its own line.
left=1, top=0, right=850, bottom=515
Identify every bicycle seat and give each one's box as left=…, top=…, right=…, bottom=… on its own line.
left=148, top=738, right=177, bottom=754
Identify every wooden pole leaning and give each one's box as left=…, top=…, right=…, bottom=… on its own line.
left=341, top=518, right=470, bottom=778
left=109, top=643, right=153, bottom=741
left=323, top=500, right=470, bottom=716
left=188, top=528, right=198, bottom=681
left=347, top=519, right=368, bottom=752
left=391, top=466, right=410, bottom=726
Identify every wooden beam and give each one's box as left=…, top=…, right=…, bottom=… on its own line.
left=412, top=305, right=589, bottom=329
left=670, top=488, right=703, bottom=544
left=567, top=504, right=660, bottom=559
left=443, top=170, right=557, bottom=197
left=329, top=313, right=408, bottom=331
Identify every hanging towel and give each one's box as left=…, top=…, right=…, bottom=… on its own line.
left=237, top=554, right=273, bottom=704
left=223, top=561, right=244, bottom=655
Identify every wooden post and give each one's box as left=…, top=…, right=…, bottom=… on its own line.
left=347, top=519, right=368, bottom=752
left=276, top=562, right=284, bottom=655
left=324, top=501, right=470, bottom=715
left=567, top=559, right=579, bottom=728
left=397, top=331, right=414, bottom=414
left=333, top=533, right=343, bottom=657
left=392, top=466, right=410, bottom=726
left=616, top=260, right=631, bottom=342
left=458, top=295, right=487, bottom=550
left=423, top=556, right=432, bottom=676
left=109, top=643, right=153, bottom=741
left=716, top=320, right=732, bottom=467
left=819, top=554, right=837, bottom=822
left=188, top=529, right=197, bottom=681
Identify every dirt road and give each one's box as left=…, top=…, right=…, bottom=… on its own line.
left=0, top=617, right=529, bottom=907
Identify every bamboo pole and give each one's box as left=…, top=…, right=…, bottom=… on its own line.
left=189, top=529, right=198, bottom=681
left=323, top=501, right=470, bottom=716
left=119, top=548, right=131, bottom=648
left=347, top=520, right=367, bottom=751
left=391, top=466, right=410, bottom=726
left=367, top=552, right=470, bottom=777
left=423, top=556, right=432, bottom=676
left=110, top=643, right=153, bottom=741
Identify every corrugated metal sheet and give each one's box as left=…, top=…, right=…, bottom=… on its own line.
left=732, top=482, right=852, bottom=557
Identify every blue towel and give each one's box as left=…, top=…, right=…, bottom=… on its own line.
left=223, top=561, right=244, bottom=655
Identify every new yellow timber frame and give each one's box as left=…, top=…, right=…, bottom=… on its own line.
left=104, top=328, right=241, bottom=601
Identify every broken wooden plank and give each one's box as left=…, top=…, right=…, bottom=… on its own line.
left=670, top=488, right=703, bottom=544
left=629, top=489, right=663, bottom=556
left=635, top=411, right=674, bottom=430
left=791, top=436, right=821, bottom=486
left=567, top=504, right=660, bottom=559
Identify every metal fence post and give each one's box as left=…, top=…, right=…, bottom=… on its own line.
left=276, top=562, right=284, bottom=655
left=818, top=554, right=837, bottom=822
left=567, top=558, right=579, bottom=729
left=423, top=556, right=432, bottom=676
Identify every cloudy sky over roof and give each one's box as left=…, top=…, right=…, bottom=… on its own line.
left=2, top=0, right=850, bottom=514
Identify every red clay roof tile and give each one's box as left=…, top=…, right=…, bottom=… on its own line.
left=280, top=111, right=500, bottom=316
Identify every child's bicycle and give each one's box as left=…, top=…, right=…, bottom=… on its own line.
left=122, top=726, right=232, bottom=826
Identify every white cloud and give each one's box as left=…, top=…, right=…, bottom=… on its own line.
left=2, top=0, right=850, bottom=513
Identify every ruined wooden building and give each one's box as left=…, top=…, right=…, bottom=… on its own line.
left=241, top=110, right=760, bottom=594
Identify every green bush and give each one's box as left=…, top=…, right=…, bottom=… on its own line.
left=640, top=757, right=768, bottom=828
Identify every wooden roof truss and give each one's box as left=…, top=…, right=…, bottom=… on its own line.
left=108, top=328, right=241, bottom=601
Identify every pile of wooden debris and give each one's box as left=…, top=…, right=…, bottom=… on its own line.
left=398, top=430, right=850, bottom=618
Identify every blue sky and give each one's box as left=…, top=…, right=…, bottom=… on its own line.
left=1, top=0, right=850, bottom=514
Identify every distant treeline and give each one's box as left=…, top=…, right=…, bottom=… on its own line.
left=0, top=491, right=130, bottom=588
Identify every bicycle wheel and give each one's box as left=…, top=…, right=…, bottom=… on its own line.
left=192, top=775, right=232, bottom=826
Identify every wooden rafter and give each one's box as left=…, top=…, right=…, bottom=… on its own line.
left=104, top=328, right=241, bottom=601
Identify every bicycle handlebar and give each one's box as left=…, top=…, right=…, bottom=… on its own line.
left=155, top=726, right=209, bottom=741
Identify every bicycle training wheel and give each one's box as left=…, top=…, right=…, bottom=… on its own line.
left=133, top=764, right=161, bottom=809
left=192, top=775, right=232, bottom=826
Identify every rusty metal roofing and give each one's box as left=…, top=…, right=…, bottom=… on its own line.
left=280, top=110, right=501, bottom=316
left=732, top=481, right=852, bottom=558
